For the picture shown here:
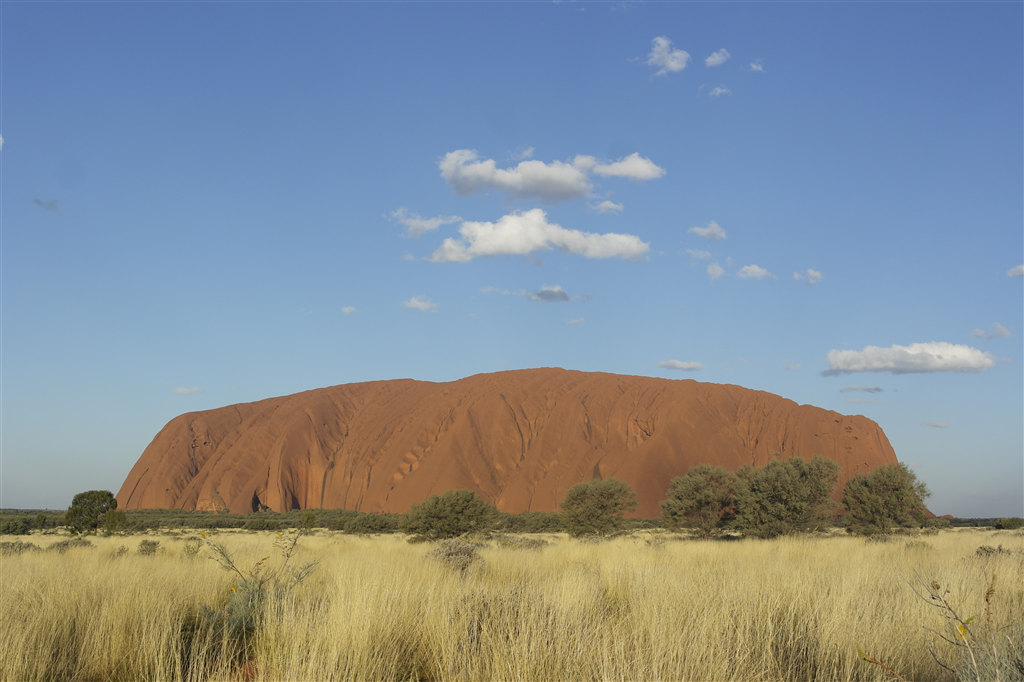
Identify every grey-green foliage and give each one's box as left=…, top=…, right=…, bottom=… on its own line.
left=560, top=478, right=638, bottom=537
left=424, top=538, right=483, bottom=574
left=65, top=490, right=117, bottom=534
left=733, top=456, right=840, bottom=538
left=660, top=464, right=737, bottom=538
left=48, top=537, right=94, bottom=553
left=138, top=539, right=160, bottom=556
left=842, top=462, right=930, bottom=536
left=0, top=540, right=41, bottom=554
left=403, top=489, right=500, bottom=540
left=101, top=509, right=127, bottom=535
left=0, top=519, right=30, bottom=535
left=994, top=517, right=1024, bottom=530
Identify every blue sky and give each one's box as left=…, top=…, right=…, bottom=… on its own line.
left=2, top=1, right=1021, bottom=517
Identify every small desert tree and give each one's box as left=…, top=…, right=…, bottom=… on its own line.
left=842, top=462, right=930, bottom=535
left=560, top=478, right=637, bottom=537
left=661, top=465, right=737, bottom=538
left=403, top=489, right=499, bottom=540
left=101, top=509, right=127, bottom=534
left=734, top=456, right=840, bottom=538
left=65, top=490, right=118, bottom=534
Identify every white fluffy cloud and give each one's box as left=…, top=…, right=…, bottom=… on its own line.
left=647, top=36, right=689, bottom=76
left=793, top=268, right=823, bottom=285
left=705, top=49, right=731, bottom=67
left=707, top=263, right=725, bottom=281
left=439, top=150, right=664, bottom=203
left=840, top=385, right=884, bottom=393
left=390, top=208, right=462, bottom=237
left=922, top=421, right=949, bottom=429
left=341, top=306, right=357, bottom=315
left=657, top=360, right=705, bottom=371
left=737, top=264, right=772, bottom=280
left=748, top=62, right=764, bottom=73
left=589, top=200, right=624, bottom=214
left=428, top=209, right=649, bottom=262
left=688, top=221, right=727, bottom=240
left=970, top=323, right=1011, bottom=339
left=823, top=342, right=996, bottom=376
left=402, top=296, right=437, bottom=312
left=586, top=153, right=666, bottom=180
left=709, top=86, right=732, bottom=98
left=686, top=249, right=711, bottom=260
left=1008, top=264, right=1024, bottom=277
left=172, top=386, right=204, bottom=395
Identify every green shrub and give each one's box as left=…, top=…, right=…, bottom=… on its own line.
left=925, top=517, right=951, bottom=529
left=243, top=517, right=282, bottom=531
left=994, top=517, right=1023, bottom=530
left=734, top=457, right=840, bottom=538
left=138, top=539, right=160, bottom=556
left=0, top=519, right=30, bottom=535
left=48, top=538, right=94, bottom=553
left=101, top=509, right=127, bottom=535
left=497, top=511, right=565, bottom=533
left=182, top=539, right=203, bottom=558
left=65, top=490, right=118, bottom=534
left=424, top=538, right=482, bottom=574
left=344, top=512, right=401, bottom=534
left=660, top=465, right=737, bottom=538
left=403, top=490, right=499, bottom=540
left=843, top=463, right=930, bottom=536
left=560, top=478, right=637, bottom=537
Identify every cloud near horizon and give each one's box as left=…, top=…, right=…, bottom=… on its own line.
left=840, top=385, right=884, bottom=393
left=823, top=342, right=996, bottom=376
left=647, top=36, right=689, bottom=76
left=657, top=359, right=705, bottom=371
left=172, top=386, right=204, bottom=395
left=922, top=421, right=949, bottom=428
left=428, top=209, right=649, bottom=262
left=970, top=322, right=1011, bottom=339
left=390, top=207, right=462, bottom=237
left=439, top=150, right=664, bottom=203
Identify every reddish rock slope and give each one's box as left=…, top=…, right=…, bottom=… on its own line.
left=117, top=368, right=898, bottom=518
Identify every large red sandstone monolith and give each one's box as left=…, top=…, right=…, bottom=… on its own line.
left=117, top=368, right=898, bottom=518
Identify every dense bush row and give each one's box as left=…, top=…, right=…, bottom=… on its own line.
left=3, top=458, right=1018, bottom=539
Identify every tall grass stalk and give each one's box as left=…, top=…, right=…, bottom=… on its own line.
left=1, top=530, right=1020, bottom=681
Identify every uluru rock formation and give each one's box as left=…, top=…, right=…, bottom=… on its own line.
left=117, top=368, right=899, bottom=518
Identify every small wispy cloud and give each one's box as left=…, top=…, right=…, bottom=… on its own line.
left=402, top=296, right=437, bottom=312
left=705, top=49, right=731, bottom=67
left=686, top=249, right=712, bottom=260
left=390, top=207, right=462, bottom=237
left=970, top=323, right=1011, bottom=339
left=1008, top=264, right=1024, bottom=277
left=527, top=285, right=570, bottom=302
left=688, top=221, right=727, bottom=240
left=657, top=359, right=705, bottom=371
left=341, top=306, right=357, bottom=315
left=172, top=387, right=204, bottom=395
left=793, top=269, right=823, bottom=285
left=845, top=398, right=874, bottom=404
left=511, top=146, right=535, bottom=161
left=647, top=36, right=690, bottom=76
left=784, top=363, right=800, bottom=371
left=922, top=421, right=949, bottom=429
left=708, top=86, right=732, bottom=98
left=737, top=264, right=772, bottom=280
left=707, top=263, right=725, bottom=281
left=567, top=318, right=585, bottom=325
left=840, top=385, right=884, bottom=393
left=588, top=200, right=624, bottom=214
left=748, top=62, right=764, bottom=73
left=33, top=198, right=59, bottom=212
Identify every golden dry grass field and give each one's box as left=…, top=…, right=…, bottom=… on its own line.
left=1, top=529, right=1021, bottom=682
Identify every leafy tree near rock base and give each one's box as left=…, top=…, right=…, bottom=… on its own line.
left=734, top=457, right=841, bottom=538
left=560, top=478, right=637, bottom=537
left=403, top=489, right=499, bottom=540
left=661, top=465, right=737, bottom=538
left=842, top=463, right=930, bottom=535
left=65, top=490, right=118, bottom=534
left=101, top=509, right=127, bottom=534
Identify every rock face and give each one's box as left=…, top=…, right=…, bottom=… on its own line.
left=117, top=368, right=899, bottom=518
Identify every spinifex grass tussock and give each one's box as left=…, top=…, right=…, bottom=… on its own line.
left=1, top=530, right=1021, bottom=681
